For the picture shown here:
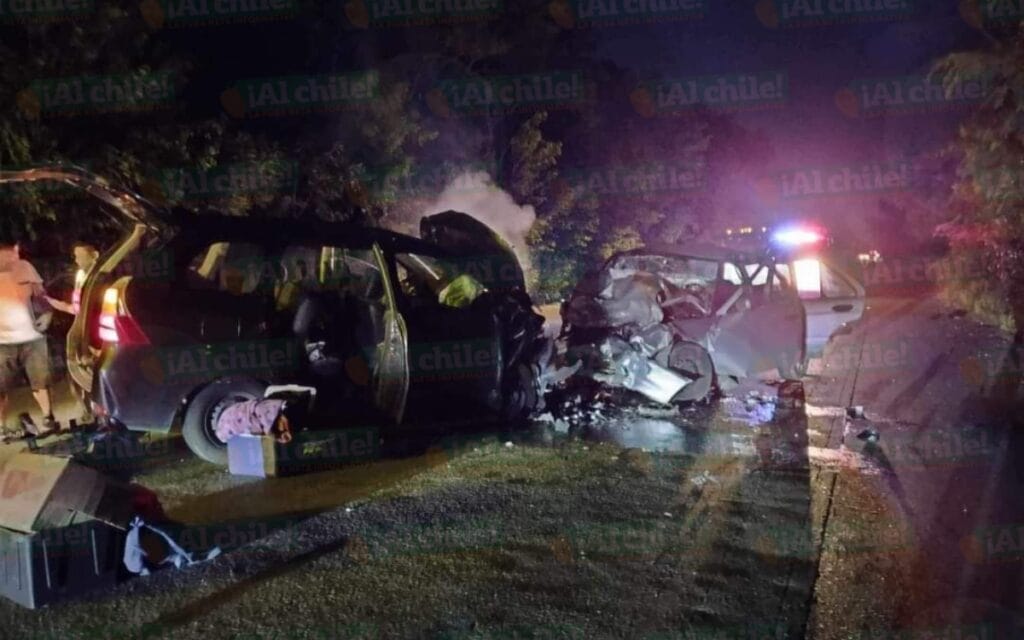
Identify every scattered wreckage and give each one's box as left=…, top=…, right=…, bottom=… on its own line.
left=0, top=166, right=548, bottom=465
left=0, top=166, right=866, bottom=469
left=558, top=244, right=815, bottom=405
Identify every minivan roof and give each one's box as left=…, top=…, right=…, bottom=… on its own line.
left=0, top=165, right=463, bottom=258
left=169, top=209, right=460, bottom=258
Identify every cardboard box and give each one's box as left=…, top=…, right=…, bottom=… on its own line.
left=0, top=519, right=124, bottom=609
left=0, top=453, right=133, bottom=534
left=228, top=428, right=378, bottom=478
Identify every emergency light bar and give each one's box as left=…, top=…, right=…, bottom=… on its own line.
left=771, top=228, right=823, bottom=247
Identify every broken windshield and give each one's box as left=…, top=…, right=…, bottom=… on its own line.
left=607, top=254, right=719, bottom=288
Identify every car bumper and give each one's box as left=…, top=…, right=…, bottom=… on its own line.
left=94, top=346, right=194, bottom=433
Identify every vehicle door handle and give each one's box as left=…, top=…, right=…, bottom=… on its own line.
left=832, top=304, right=853, bottom=312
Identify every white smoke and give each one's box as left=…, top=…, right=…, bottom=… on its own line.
left=420, top=171, right=537, bottom=289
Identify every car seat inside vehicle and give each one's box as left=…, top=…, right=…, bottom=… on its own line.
left=290, top=248, right=386, bottom=390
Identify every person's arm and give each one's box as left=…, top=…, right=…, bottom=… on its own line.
left=46, top=296, right=76, bottom=315
left=18, top=261, right=57, bottom=312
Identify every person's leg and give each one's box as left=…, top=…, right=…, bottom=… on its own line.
left=23, top=338, right=57, bottom=431
left=0, top=344, right=17, bottom=434
left=32, top=388, right=52, bottom=419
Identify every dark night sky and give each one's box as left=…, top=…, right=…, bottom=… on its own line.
left=599, top=3, right=982, bottom=159
left=592, top=2, right=987, bottom=243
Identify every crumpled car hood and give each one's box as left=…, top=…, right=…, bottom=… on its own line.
left=420, top=210, right=527, bottom=293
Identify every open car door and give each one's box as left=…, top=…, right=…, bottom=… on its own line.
left=710, top=261, right=806, bottom=379
left=0, top=166, right=172, bottom=393
left=784, top=258, right=866, bottom=357
left=371, top=243, right=410, bottom=424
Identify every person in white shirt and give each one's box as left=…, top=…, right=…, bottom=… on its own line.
left=0, top=241, right=57, bottom=437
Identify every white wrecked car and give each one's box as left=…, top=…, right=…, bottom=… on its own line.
left=560, top=244, right=810, bottom=404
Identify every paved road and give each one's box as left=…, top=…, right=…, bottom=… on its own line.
left=806, top=296, right=1024, bottom=638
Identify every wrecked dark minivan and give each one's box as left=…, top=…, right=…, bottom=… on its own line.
left=560, top=244, right=807, bottom=404
left=0, top=167, right=547, bottom=464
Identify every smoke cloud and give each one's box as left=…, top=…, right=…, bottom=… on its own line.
left=420, top=171, right=537, bottom=290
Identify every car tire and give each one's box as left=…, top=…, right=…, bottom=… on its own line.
left=668, top=341, right=715, bottom=404
left=501, top=362, right=541, bottom=425
left=182, top=379, right=267, bottom=465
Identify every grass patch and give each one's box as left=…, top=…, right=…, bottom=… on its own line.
left=365, top=440, right=623, bottom=502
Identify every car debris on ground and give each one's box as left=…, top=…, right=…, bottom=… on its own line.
left=856, top=428, right=880, bottom=443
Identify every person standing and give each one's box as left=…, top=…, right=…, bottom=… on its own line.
left=0, top=240, right=58, bottom=438
left=47, top=242, right=99, bottom=316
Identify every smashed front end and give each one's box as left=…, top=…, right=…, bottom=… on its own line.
left=560, top=252, right=720, bottom=405
left=419, top=210, right=549, bottom=420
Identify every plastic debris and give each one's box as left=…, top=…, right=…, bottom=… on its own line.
left=847, top=406, right=866, bottom=419
left=124, top=517, right=221, bottom=577
left=690, top=470, right=720, bottom=487
left=856, top=428, right=880, bottom=443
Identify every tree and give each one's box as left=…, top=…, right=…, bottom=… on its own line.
left=0, top=5, right=293, bottom=249
left=509, top=112, right=598, bottom=298
left=933, top=24, right=1024, bottom=335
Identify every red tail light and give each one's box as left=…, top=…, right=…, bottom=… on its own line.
left=98, top=287, right=150, bottom=346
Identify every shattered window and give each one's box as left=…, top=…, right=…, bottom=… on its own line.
left=748, top=263, right=795, bottom=298
left=608, top=254, right=718, bottom=286
left=605, top=254, right=718, bottom=319
left=771, top=266, right=793, bottom=292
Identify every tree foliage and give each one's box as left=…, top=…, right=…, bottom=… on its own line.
left=933, top=24, right=1024, bottom=331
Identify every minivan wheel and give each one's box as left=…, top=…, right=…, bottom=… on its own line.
left=182, top=379, right=267, bottom=465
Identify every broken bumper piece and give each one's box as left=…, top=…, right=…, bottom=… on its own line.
left=592, top=336, right=690, bottom=405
